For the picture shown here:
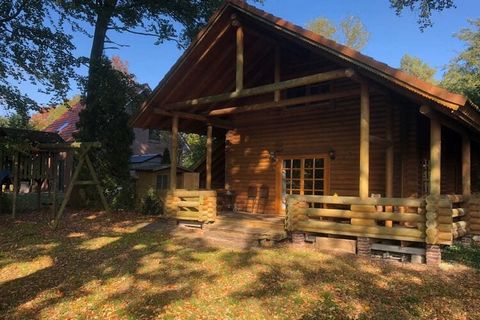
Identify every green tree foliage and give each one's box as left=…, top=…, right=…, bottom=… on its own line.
left=307, top=16, right=370, bottom=50
left=75, top=57, right=144, bottom=208
left=0, top=112, right=32, bottom=129
left=441, top=19, right=480, bottom=106
left=400, top=54, right=437, bottom=83
left=0, top=0, right=81, bottom=115
left=389, top=0, right=456, bottom=30
left=180, top=133, right=207, bottom=169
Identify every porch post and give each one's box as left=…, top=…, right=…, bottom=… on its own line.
left=359, top=82, right=370, bottom=199
left=462, top=135, right=471, bottom=197
left=430, top=119, right=441, bottom=196
left=206, top=124, right=213, bottom=190
left=235, top=20, right=244, bottom=92
left=274, top=45, right=281, bottom=102
left=170, top=115, right=178, bottom=191
left=385, top=104, right=394, bottom=227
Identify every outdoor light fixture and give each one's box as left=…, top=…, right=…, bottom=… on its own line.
left=269, top=151, right=277, bottom=162
left=328, top=147, right=336, bottom=160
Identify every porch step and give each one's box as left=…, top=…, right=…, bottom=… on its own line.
left=202, top=229, right=262, bottom=249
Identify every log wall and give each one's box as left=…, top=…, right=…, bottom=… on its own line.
left=226, top=91, right=423, bottom=214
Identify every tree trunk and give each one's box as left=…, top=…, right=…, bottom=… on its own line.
left=86, top=0, right=117, bottom=106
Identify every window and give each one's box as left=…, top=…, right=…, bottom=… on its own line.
left=156, top=174, right=169, bottom=190
left=149, top=129, right=161, bottom=141
left=282, top=157, right=325, bottom=196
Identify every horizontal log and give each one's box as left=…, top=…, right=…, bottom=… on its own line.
left=295, top=221, right=424, bottom=242
left=446, top=194, right=464, bottom=204
left=289, top=195, right=424, bottom=207
left=74, top=180, right=97, bottom=186
left=176, top=201, right=200, bottom=207
left=437, top=216, right=453, bottom=224
left=295, top=220, right=424, bottom=239
left=154, top=109, right=234, bottom=129
left=208, top=89, right=360, bottom=116
left=172, top=189, right=216, bottom=197
left=164, top=69, right=354, bottom=110
left=305, top=208, right=425, bottom=222
left=452, top=208, right=466, bottom=217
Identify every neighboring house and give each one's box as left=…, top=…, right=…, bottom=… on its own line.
left=131, top=0, right=480, bottom=262
left=32, top=102, right=169, bottom=189
left=131, top=154, right=199, bottom=202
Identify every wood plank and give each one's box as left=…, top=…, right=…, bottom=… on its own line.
left=371, top=243, right=426, bottom=255
left=208, top=89, right=360, bottom=116
left=164, top=69, right=354, bottom=110
left=305, top=208, right=425, bottom=222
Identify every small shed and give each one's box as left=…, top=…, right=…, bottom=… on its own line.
left=132, top=156, right=199, bottom=201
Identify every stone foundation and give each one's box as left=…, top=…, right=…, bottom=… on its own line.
left=291, top=232, right=306, bottom=245
left=426, top=245, right=441, bottom=266
left=357, top=237, right=371, bottom=257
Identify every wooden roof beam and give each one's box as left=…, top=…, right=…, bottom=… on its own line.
left=164, top=68, right=355, bottom=110
left=154, top=109, right=234, bottom=130
left=208, top=88, right=360, bottom=116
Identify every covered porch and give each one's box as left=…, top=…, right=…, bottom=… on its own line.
left=131, top=1, right=480, bottom=264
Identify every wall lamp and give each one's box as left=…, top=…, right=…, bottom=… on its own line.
left=328, top=147, right=336, bottom=160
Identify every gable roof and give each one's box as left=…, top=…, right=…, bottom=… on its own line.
left=43, top=102, right=84, bottom=142
left=0, top=127, right=64, bottom=144
left=131, top=0, right=479, bottom=131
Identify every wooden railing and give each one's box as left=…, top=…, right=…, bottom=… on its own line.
left=286, top=195, right=426, bottom=242
left=425, top=194, right=472, bottom=245
left=164, top=190, right=217, bottom=223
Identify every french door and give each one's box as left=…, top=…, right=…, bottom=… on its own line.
left=277, top=155, right=329, bottom=212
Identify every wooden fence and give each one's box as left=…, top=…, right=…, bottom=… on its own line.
left=164, top=190, right=217, bottom=223
left=286, top=194, right=478, bottom=245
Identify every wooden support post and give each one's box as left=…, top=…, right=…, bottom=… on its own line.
left=206, top=125, right=213, bottom=190
left=236, top=25, right=244, bottom=92
left=85, top=154, right=109, bottom=212
left=462, top=135, right=471, bottom=197
left=11, top=152, right=19, bottom=218
left=274, top=46, right=281, bottom=102
left=430, top=119, right=441, bottom=196
left=170, top=116, right=179, bottom=191
left=385, top=104, right=394, bottom=227
left=51, top=153, right=58, bottom=220
left=359, top=82, right=370, bottom=199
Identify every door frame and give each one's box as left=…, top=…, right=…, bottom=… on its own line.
left=275, top=153, right=331, bottom=214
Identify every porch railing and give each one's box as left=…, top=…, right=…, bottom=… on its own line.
left=164, top=190, right=217, bottom=223
left=286, top=194, right=480, bottom=245
left=286, top=195, right=427, bottom=242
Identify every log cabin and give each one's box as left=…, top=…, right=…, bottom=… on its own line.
left=131, top=0, right=480, bottom=264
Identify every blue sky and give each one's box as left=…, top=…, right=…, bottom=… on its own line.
left=6, top=0, right=480, bottom=114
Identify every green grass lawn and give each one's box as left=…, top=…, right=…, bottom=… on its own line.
left=1, top=211, right=480, bottom=320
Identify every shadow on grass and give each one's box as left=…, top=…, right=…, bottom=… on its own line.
left=0, top=211, right=219, bottom=319
left=1, top=212, right=480, bottom=319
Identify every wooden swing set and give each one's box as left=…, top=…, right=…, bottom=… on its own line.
left=0, top=128, right=108, bottom=228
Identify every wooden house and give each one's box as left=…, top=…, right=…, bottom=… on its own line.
left=131, top=0, right=480, bottom=264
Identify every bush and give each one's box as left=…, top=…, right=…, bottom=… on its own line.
left=443, top=243, right=480, bottom=269
left=0, top=193, right=12, bottom=214
left=139, top=188, right=162, bottom=215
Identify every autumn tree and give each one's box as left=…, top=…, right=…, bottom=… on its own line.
left=400, top=54, right=437, bottom=83
left=0, top=0, right=81, bottom=120
left=389, top=0, right=456, bottom=30
left=441, top=19, right=480, bottom=106
left=307, top=16, right=370, bottom=50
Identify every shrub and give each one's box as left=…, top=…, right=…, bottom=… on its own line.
left=139, top=188, right=162, bottom=215
left=0, top=193, right=12, bottom=214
